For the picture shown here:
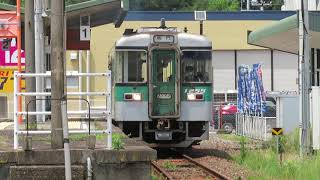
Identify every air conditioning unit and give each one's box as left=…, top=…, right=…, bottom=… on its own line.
left=194, top=11, right=206, bottom=21
left=70, top=52, right=78, bottom=61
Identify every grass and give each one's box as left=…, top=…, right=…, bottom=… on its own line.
left=217, top=133, right=251, bottom=143
left=233, top=129, right=320, bottom=179
left=162, top=160, right=177, bottom=171
left=151, top=173, right=167, bottom=180
left=112, top=133, right=124, bottom=150
left=68, top=133, right=115, bottom=141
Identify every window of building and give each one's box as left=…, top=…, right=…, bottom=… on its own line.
left=0, top=96, right=8, bottom=119
left=114, top=51, right=147, bottom=83
left=182, top=51, right=212, bottom=83
left=45, top=71, right=79, bottom=88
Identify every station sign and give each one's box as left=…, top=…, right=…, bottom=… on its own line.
left=0, top=68, right=25, bottom=93
left=80, top=15, right=90, bottom=41
left=0, top=38, right=25, bottom=66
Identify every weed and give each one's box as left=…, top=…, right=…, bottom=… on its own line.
left=96, top=134, right=107, bottom=140
left=218, top=134, right=250, bottom=142
left=163, top=160, right=176, bottom=171
left=112, top=133, right=124, bottom=150
left=234, top=129, right=320, bottom=179
left=151, top=174, right=158, bottom=180
left=239, top=136, right=246, bottom=164
left=69, top=134, right=87, bottom=141
left=26, top=122, right=37, bottom=130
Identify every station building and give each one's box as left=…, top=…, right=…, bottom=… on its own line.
left=0, top=10, right=310, bottom=120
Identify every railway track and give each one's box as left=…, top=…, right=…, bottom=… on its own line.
left=152, top=152, right=231, bottom=180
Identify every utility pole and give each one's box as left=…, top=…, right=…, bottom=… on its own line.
left=24, top=0, right=36, bottom=128
left=299, top=0, right=311, bottom=156
left=35, top=0, right=45, bottom=122
left=51, top=0, right=65, bottom=149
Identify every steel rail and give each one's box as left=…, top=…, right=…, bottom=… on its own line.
left=151, top=161, right=174, bottom=180
left=181, top=154, right=231, bottom=180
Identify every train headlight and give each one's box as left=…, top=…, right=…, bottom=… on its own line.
left=124, top=93, right=142, bottom=101
left=187, top=93, right=204, bottom=101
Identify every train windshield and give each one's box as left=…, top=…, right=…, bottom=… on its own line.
left=114, top=51, right=147, bottom=83
left=182, top=51, right=212, bottom=83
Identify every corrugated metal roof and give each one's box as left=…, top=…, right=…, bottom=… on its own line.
left=0, top=0, right=128, bottom=28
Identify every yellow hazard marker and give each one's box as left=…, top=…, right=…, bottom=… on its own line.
left=272, top=128, right=283, bottom=136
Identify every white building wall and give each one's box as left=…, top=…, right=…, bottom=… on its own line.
left=273, top=51, right=299, bottom=91
left=212, top=51, right=235, bottom=92
left=282, top=0, right=319, bottom=10
left=237, top=50, right=272, bottom=91
left=212, top=49, right=298, bottom=94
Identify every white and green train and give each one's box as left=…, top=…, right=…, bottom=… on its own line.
left=110, top=21, right=212, bottom=148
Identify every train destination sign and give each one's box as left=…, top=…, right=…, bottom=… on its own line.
left=153, top=35, right=175, bottom=43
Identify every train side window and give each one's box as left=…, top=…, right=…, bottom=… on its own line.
left=182, top=51, right=212, bottom=83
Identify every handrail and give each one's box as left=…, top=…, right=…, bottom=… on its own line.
left=26, top=97, right=92, bottom=136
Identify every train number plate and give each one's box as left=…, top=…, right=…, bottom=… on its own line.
left=155, top=131, right=172, bottom=140
left=157, top=93, right=172, bottom=99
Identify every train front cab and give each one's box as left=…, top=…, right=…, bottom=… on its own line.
left=112, top=43, right=212, bottom=148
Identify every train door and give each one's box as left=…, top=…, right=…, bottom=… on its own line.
left=151, top=49, right=177, bottom=117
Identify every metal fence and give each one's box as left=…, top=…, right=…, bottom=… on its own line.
left=13, top=71, right=112, bottom=150
left=236, top=113, right=276, bottom=141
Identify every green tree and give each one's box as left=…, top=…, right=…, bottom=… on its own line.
left=0, top=0, right=89, bottom=6
left=130, top=0, right=193, bottom=11
left=0, top=0, right=17, bottom=5
left=207, top=0, right=239, bottom=11
left=130, top=0, right=240, bottom=11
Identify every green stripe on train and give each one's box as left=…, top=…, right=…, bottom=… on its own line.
left=181, top=85, right=212, bottom=101
left=115, top=85, right=212, bottom=102
left=115, top=86, right=148, bottom=101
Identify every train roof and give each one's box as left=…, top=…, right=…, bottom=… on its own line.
left=115, top=28, right=212, bottom=50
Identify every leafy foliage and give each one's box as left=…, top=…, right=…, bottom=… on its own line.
left=239, top=135, right=247, bottom=164
left=130, top=0, right=283, bottom=11
left=130, top=0, right=239, bottom=11
left=162, top=160, right=177, bottom=170
left=0, top=0, right=16, bottom=4
left=112, top=133, right=124, bottom=150
left=0, top=0, right=89, bottom=6
left=0, top=0, right=282, bottom=11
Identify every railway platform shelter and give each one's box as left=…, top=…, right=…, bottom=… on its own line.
left=247, top=11, right=320, bottom=149
left=248, top=11, right=320, bottom=54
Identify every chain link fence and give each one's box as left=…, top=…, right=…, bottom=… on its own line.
left=212, top=92, right=277, bottom=133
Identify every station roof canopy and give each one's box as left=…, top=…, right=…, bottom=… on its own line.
left=248, top=11, right=320, bottom=54
left=0, top=0, right=129, bottom=28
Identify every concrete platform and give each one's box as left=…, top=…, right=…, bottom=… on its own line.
left=0, top=147, right=157, bottom=180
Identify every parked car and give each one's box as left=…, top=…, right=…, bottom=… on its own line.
left=213, top=97, right=277, bottom=133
